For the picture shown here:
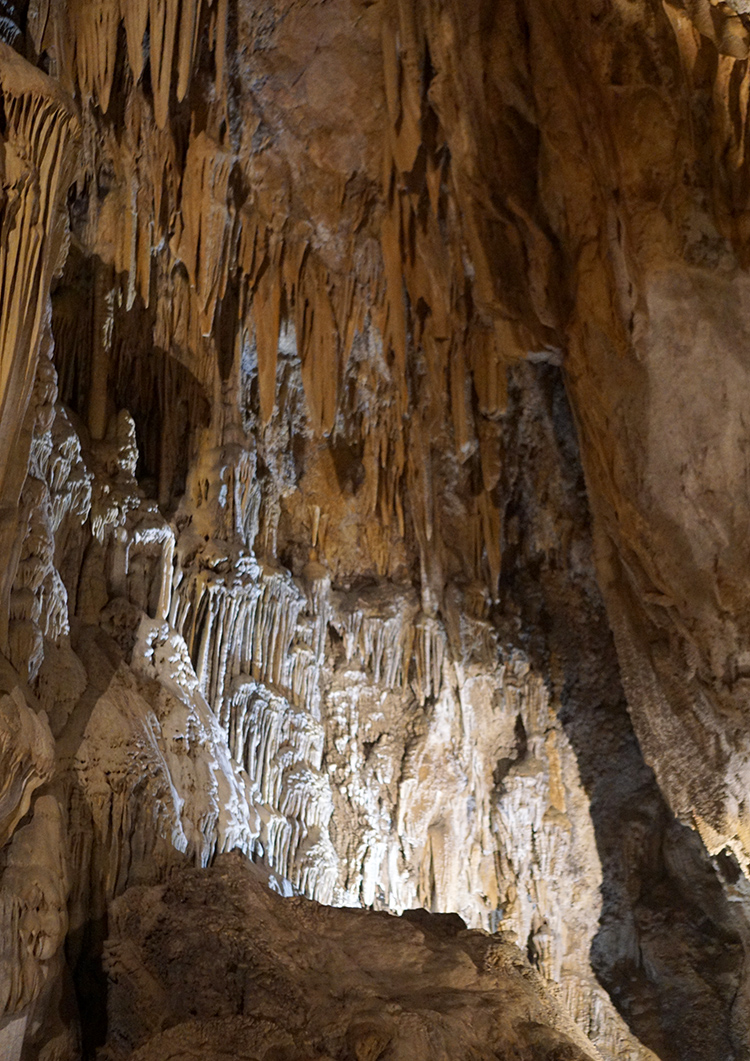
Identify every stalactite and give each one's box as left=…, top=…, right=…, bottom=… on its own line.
left=0, top=44, right=78, bottom=507
left=450, top=341, right=474, bottom=461
left=469, top=324, right=510, bottom=419
left=176, top=131, right=234, bottom=336
left=334, top=586, right=418, bottom=690
left=120, top=0, right=148, bottom=80
left=296, top=257, right=341, bottom=436
left=412, top=616, right=446, bottom=704
left=88, top=263, right=114, bottom=441
left=173, top=562, right=323, bottom=713
left=252, top=247, right=282, bottom=424
left=148, top=0, right=178, bottom=130
left=380, top=192, right=408, bottom=410
left=71, top=0, right=118, bottom=114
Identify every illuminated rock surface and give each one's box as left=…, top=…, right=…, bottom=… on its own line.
left=1, top=1, right=750, bottom=1059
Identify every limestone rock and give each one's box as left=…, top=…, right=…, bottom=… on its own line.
left=100, top=851, right=602, bottom=1061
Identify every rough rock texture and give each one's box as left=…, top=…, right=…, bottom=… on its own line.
left=100, top=851, right=602, bottom=1061
left=1, top=1, right=750, bottom=1060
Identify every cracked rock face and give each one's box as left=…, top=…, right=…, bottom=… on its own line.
left=1, top=1, right=750, bottom=1060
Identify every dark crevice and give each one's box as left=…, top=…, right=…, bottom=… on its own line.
left=497, top=361, right=750, bottom=1061
left=52, top=251, right=211, bottom=513
left=493, top=713, right=528, bottom=792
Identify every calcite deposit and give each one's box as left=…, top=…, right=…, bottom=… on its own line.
left=2, top=0, right=750, bottom=1059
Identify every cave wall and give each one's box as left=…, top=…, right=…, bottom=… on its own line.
left=2, top=1, right=750, bottom=1059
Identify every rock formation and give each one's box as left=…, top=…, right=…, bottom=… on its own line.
left=2, top=1, right=750, bottom=1059
left=99, top=852, right=604, bottom=1061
